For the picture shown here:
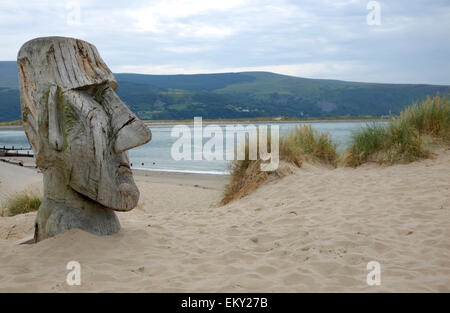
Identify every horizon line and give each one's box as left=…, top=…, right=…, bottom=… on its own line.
left=1, top=60, right=449, bottom=86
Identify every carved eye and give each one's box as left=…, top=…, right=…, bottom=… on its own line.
left=93, top=86, right=107, bottom=103
left=77, top=83, right=110, bottom=104
left=85, top=84, right=108, bottom=103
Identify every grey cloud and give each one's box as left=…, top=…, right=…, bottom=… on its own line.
left=0, top=0, right=448, bottom=84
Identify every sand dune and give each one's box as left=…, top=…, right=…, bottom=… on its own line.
left=0, top=149, right=449, bottom=292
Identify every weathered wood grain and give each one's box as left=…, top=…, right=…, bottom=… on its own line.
left=17, top=37, right=151, bottom=242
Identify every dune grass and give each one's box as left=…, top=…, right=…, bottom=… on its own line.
left=221, top=158, right=269, bottom=205
left=222, top=94, right=449, bottom=203
left=399, top=93, right=450, bottom=141
left=221, top=132, right=272, bottom=205
left=344, top=94, right=449, bottom=166
left=221, top=125, right=337, bottom=204
left=1, top=191, right=42, bottom=217
left=281, top=125, right=338, bottom=167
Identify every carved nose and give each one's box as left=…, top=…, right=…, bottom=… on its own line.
left=103, top=88, right=151, bottom=154
left=115, top=117, right=151, bottom=154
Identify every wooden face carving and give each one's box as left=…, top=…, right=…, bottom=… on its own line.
left=59, top=84, right=151, bottom=210
left=18, top=37, right=151, bottom=211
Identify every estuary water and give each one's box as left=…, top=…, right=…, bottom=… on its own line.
left=0, top=120, right=382, bottom=175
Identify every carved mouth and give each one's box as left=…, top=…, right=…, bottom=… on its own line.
left=119, top=162, right=130, bottom=169
left=118, top=162, right=132, bottom=175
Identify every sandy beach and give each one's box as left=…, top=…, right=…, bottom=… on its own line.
left=0, top=149, right=449, bottom=292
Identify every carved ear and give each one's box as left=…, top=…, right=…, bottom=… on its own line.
left=47, top=85, right=64, bottom=151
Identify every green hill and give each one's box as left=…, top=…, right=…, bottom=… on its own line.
left=0, top=61, right=449, bottom=122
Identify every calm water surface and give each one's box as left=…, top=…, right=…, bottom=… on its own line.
left=0, top=121, right=384, bottom=174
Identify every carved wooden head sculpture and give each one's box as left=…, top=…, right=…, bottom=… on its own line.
left=17, top=37, right=151, bottom=240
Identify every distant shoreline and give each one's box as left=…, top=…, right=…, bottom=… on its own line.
left=0, top=116, right=390, bottom=128
left=0, top=155, right=230, bottom=177
left=143, top=116, right=389, bottom=125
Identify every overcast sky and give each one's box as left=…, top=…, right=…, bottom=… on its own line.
left=1, top=0, right=449, bottom=84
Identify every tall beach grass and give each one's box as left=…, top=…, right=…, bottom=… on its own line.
left=344, top=94, right=449, bottom=166
left=221, top=125, right=337, bottom=204
left=399, top=93, right=450, bottom=141
left=222, top=93, right=450, bottom=203
left=1, top=191, right=42, bottom=217
left=281, top=125, right=337, bottom=167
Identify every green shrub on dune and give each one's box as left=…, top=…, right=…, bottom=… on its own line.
left=282, top=125, right=337, bottom=167
left=345, top=94, right=449, bottom=166
left=221, top=93, right=448, bottom=203
left=222, top=126, right=337, bottom=204
left=1, top=192, right=42, bottom=217
left=222, top=158, right=269, bottom=205
left=221, top=133, right=272, bottom=205
left=346, top=122, right=387, bottom=164
left=399, top=93, right=450, bottom=141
